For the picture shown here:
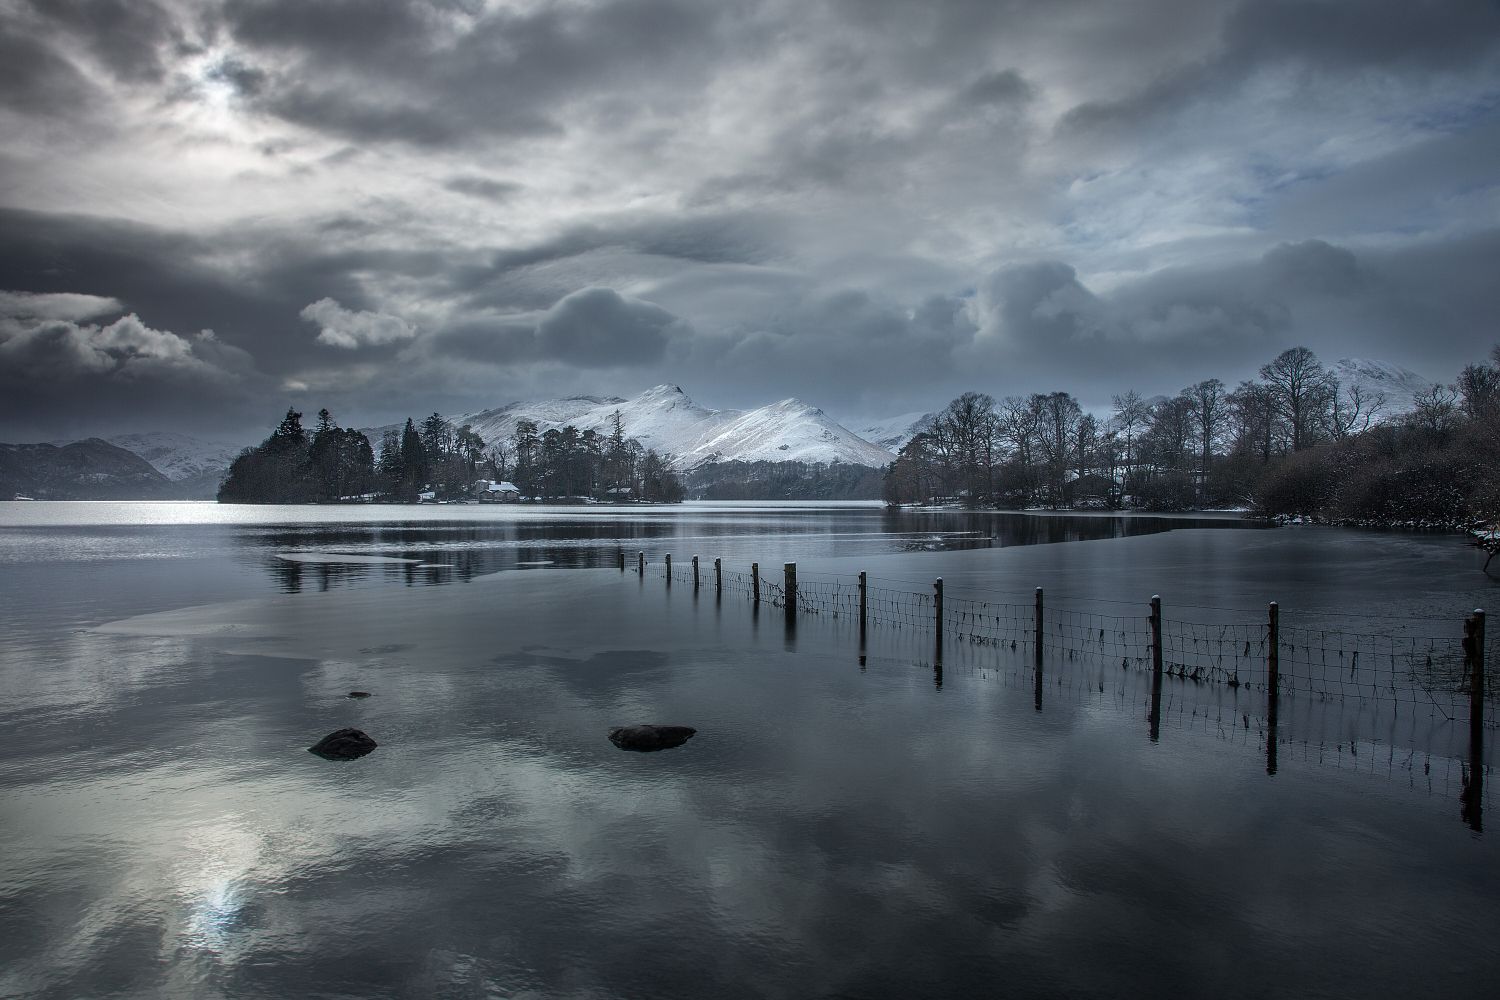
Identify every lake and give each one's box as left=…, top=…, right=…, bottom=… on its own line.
left=1, top=501, right=1496, bottom=998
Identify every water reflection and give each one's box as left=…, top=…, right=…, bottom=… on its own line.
left=232, top=507, right=1256, bottom=593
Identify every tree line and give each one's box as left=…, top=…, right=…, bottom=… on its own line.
left=219, top=407, right=683, bottom=504
left=883, top=345, right=1500, bottom=529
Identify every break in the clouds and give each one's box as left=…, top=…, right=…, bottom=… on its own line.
left=1, top=0, right=1498, bottom=438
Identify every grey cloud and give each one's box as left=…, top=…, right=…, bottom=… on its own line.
left=959, top=69, right=1035, bottom=107
left=301, top=297, right=416, bottom=349
left=1258, top=240, right=1364, bottom=296
left=535, top=287, right=681, bottom=367
left=29, top=0, right=179, bottom=85
left=975, top=261, right=1108, bottom=348
left=221, top=0, right=729, bottom=147
left=1224, top=0, right=1500, bottom=72
left=207, top=57, right=269, bottom=97
left=443, top=176, right=523, bottom=203
left=0, top=20, right=100, bottom=115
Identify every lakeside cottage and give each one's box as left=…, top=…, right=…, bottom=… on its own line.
left=476, top=480, right=522, bottom=502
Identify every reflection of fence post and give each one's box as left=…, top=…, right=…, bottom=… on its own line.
left=1149, top=595, right=1163, bottom=741
left=751, top=562, right=760, bottom=604
left=638, top=551, right=644, bottom=576
left=692, top=555, right=700, bottom=590
left=784, top=562, right=797, bottom=617
left=714, top=557, right=722, bottom=595
left=1464, top=609, right=1485, bottom=832
left=665, top=554, right=672, bottom=585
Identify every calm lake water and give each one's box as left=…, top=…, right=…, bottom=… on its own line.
left=1, top=501, right=1496, bottom=998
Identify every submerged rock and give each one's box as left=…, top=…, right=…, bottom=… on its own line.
left=347, top=691, right=372, bottom=699
left=308, top=728, right=378, bottom=760
left=608, top=724, right=696, bottom=752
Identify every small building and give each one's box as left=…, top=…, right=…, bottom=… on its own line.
left=476, top=480, right=522, bottom=502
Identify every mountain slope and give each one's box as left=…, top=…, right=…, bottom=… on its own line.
left=1, top=440, right=177, bottom=499
left=1333, top=358, right=1433, bottom=418
left=450, top=385, right=895, bottom=470
left=850, top=412, right=936, bottom=454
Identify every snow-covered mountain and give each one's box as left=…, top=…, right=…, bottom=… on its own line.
left=108, top=432, right=244, bottom=483
left=849, top=412, right=936, bottom=454
left=449, top=385, right=896, bottom=470
left=1332, top=359, right=1433, bottom=417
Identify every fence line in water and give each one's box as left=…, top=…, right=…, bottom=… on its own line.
left=619, top=549, right=1493, bottom=829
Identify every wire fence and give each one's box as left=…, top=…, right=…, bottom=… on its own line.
left=636, top=554, right=1498, bottom=738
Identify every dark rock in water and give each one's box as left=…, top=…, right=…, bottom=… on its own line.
left=608, top=724, right=696, bottom=752
left=308, top=728, right=378, bottom=760
left=347, top=691, right=372, bottom=698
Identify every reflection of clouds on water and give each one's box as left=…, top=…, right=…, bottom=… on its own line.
left=4, top=522, right=1499, bottom=996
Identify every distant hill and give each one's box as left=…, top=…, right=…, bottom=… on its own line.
left=1, top=439, right=177, bottom=500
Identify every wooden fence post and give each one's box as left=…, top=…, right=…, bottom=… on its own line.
left=665, top=553, right=671, bottom=585
left=714, top=557, right=722, bottom=595
left=1266, top=603, right=1279, bottom=775
left=1149, top=595, right=1164, bottom=741
left=1033, top=587, right=1044, bottom=711
left=784, top=562, right=797, bottom=617
left=638, top=551, right=644, bottom=576
left=751, top=562, right=760, bottom=604
left=1267, top=602, right=1280, bottom=710
left=692, top=555, right=700, bottom=590
left=618, top=550, right=624, bottom=572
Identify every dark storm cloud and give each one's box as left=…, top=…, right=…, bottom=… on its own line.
left=962, top=231, right=1500, bottom=406
left=958, top=69, right=1035, bottom=108
left=442, top=176, right=523, bottom=203
left=28, top=0, right=180, bottom=85
left=426, top=287, right=687, bottom=369
left=0, top=207, right=447, bottom=337
left=0, top=19, right=100, bottom=116
left=0, top=291, right=266, bottom=439
left=219, top=0, right=732, bottom=147
left=535, top=287, right=681, bottom=366
left=1058, top=0, right=1500, bottom=139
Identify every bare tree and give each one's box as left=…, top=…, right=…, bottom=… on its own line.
left=1329, top=383, right=1386, bottom=439
left=1110, top=390, right=1150, bottom=497
left=1408, top=383, right=1461, bottom=442
left=1259, top=347, right=1336, bottom=451
left=1185, top=378, right=1226, bottom=482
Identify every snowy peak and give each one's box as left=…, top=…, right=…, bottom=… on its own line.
left=452, top=386, right=895, bottom=470
left=1333, top=358, right=1433, bottom=416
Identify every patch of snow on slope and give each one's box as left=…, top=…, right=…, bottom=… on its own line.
left=107, top=432, right=244, bottom=482
left=849, top=412, right=935, bottom=453
left=1333, top=359, right=1434, bottom=418
left=449, top=386, right=895, bottom=470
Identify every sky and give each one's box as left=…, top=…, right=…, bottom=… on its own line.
left=1, top=0, right=1499, bottom=442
